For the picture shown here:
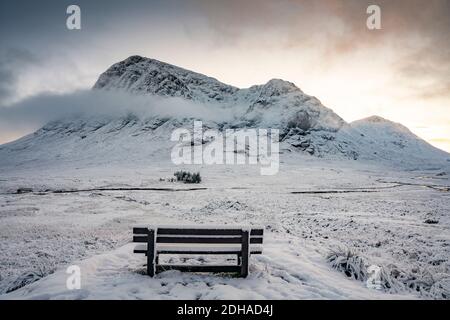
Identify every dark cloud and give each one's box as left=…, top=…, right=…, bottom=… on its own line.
left=2, top=0, right=447, bottom=94
left=0, top=0, right=194, bottom=46
left=1, top=0, right=448, bottom=64
left=0, top=0, right=202, bottom=105
left=196, top=0, right=450, bottom=99
left=0, top=48, right=41, bottom=105
left=195, top=0, right=449, bottom=50
left=394, top=47, right=450, bottom=100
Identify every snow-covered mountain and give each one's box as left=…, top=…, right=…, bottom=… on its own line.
left=93, top=56, right=345, bottom=131
left=0, top=55, right=448, bottom=169
left=349, top=116, right=450, bottom=166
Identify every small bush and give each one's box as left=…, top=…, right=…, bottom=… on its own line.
left=174, top=171, right=202, bottom=184
left=326, top=246, right=367, bottom=281
left=4, top=262, right=55, bottom=294
left=429, top=277, right=450, bottom=299
left=380, top=265, right=450, bottom=298
left=326, top=247, right=450, bottom=299
left=5, top=271, right=44, bottom=293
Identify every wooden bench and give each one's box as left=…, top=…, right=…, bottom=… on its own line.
left=133, top=226, right=264, bottom=278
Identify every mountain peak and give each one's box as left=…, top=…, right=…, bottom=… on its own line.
left=252, top=78, right=302, bottom=97
left=122, top=55, right=148, bottom=65
left=352, top=115, right=411, bottom=134
left=265, top=78, right=299, bottom=89
left=360, top=115, right=391, bottom=123
left=93, top=56, right=237, bottom=102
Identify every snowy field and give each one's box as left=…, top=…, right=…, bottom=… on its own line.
left=0, top=157, right=449, bottom=299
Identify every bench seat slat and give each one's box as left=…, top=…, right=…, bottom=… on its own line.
left=158, top=236, right=263, bottom=244
left=158, top=228, right=263, bottom=236
left=133, top=236, right=148, bottom=243
left=157, top=250, right=241, bottom=254
left=156, top=265, right=241, bottom=273
left=133, top=235, right=263, bottom=244
left=133, top=227, right=150, bottom=234
left=133, top=227, right=263, bottom=236
left=159, top=228, right=242, bottom=236
left=133, top=244, right=263, bottom=254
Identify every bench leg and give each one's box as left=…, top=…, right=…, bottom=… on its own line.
left=240, top=230, right=249, bottom=278
left=147, top=229, right=155, bottom=277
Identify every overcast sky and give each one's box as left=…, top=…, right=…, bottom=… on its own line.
left=0, top=0, right=449, bottom=151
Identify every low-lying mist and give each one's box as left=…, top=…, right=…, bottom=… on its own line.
left=0, top=90, right=235, bottom=144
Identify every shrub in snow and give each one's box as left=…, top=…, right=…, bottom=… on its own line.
left=16, top=188, right=33, bottom=194
left=5, top=271, right=43, bottom=293
left=326, top=247, right=367, bottom=281
left=326, top=247, right=450, bottom=299
left=174, top=171, right=201, bottom=184
left=380, top=265, right=450, bottom=299
left=5, top=269, right=54, bottom=294
left=429, top=277, right=450, bottom=300
left=3, top=260, right=55, bottom=294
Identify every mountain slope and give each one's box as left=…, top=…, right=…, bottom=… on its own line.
left=350, top=116, right=449, bottom=165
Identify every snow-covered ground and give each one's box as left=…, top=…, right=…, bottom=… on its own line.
left=0, top=157, right=448, bottom=299
left=0, top=56, right=449, bottom=300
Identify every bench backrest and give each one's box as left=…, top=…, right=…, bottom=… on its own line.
left=133, top=227, right=264, bottom=253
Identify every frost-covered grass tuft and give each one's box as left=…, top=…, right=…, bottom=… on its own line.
left=326, top=247, right=367, bottom=281
left=327, top=247, right=450, bottom=299
left=3, top=263, right=55, bottom=294
left=429, top=276, right=450, bottom=300
left=379, top=265, right=450, bottom=299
